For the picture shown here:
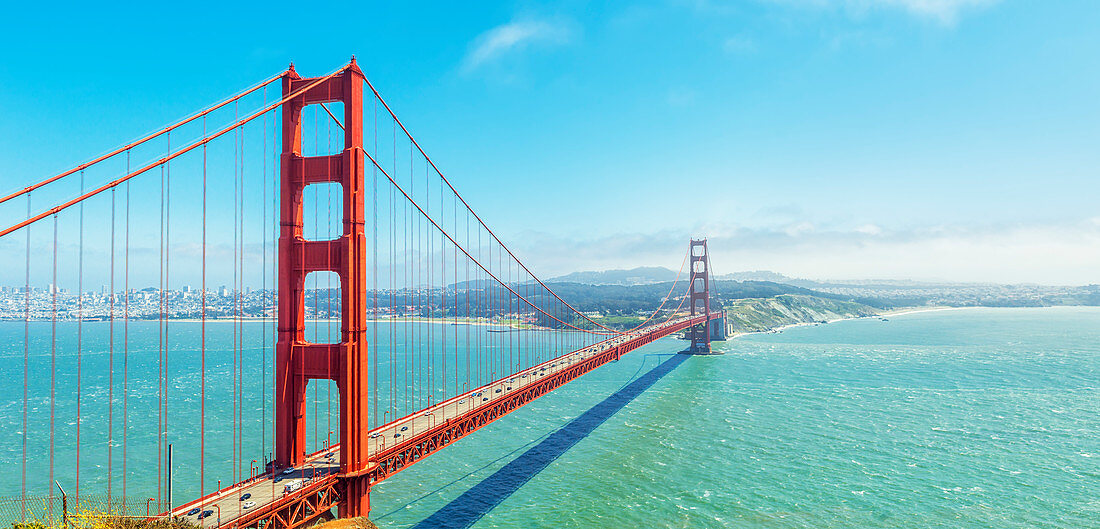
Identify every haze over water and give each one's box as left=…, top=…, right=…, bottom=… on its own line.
left=1, top=307, right=1098, bottom=527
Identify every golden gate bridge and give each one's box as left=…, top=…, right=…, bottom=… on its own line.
left=0, top=57, right=726, bottom=528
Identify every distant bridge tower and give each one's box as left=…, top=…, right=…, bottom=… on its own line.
left=276, top=60, right=372, bottom=517
left=686, top=238, right=726, bottom=353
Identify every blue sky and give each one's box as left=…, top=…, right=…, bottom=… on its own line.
left=1, top=0, right=1098, bottom=284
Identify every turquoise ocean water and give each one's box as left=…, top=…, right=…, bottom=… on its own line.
left=2, top=307, right=1098, bottom=527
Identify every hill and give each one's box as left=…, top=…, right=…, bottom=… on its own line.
left=724, top=294, right=879, bottom=334
left=545, top=279, right=831, bottom=315
left=550, top=266, right=678, bottom=286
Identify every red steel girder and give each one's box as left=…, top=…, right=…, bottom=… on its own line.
left=233, top=477, right=342, bottom=529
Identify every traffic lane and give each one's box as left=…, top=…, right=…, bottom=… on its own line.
left=177, top=455, right=340, bottom=527
left=363, top=318, right=690, bottom=456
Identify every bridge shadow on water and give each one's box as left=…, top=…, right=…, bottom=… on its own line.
left=411, top=352, right=689, bottom=529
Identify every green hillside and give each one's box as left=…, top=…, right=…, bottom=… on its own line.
left=724, top=294, right=879, bottom=334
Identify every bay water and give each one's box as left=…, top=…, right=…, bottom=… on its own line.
left=1, top=307, right=1097, bottom=527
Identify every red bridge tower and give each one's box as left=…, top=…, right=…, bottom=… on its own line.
left=689, top=238, right=713, bottom=353
left=276, top=60, right=372, bottom=517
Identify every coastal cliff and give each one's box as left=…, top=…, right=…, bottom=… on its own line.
left=724, top=294, right=879, bottom=334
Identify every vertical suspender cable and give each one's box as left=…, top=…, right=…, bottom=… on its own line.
left=22, top=194, right=29, bottom=523
left=454, top=193, right=458, bottom=396
left=108, top=185, right=116, bottom=505
left=260, top=89, right=267, bottom=464
left=164, top=131, right=173, bottom=511
left=325, top=98, right=333, bottom=445
left=238, top=108, right=245, bottom=486
left=271, top=104, right=279, bottom=468
left=404, top=151, right=409, bottom=416
left=391, top=148, right=400, bottom=424
left=232, top=104, right=240, bottom=483
left=312, top=106, right=319, bottom=450
left=508, top=260, right=513, bottom=373
left=436, top=163, right=441, bottom=400
left=237, top=103, right=245, bottom=516
left=233, top=103, right=240, bottom=483
left=478, top=221, right=482, bottom=386
left=427, top=160, right=432, bottom=405
left=157, top=162, right=163, bottom=508
left=393, top=146, right=399, bottom=422
left=371, top=106, right=379, bottom=432
left=296, top=106, right=306, bottom=466
left=409, top=127, right=416, bottom=410
left=405, top=121, right=413, bottom=411
left=49, top=214, right=57, bottom=520
left=200, top=116, right=207, bottom=503
left=123, top=151, right=130, bottom=503
left=403, top=137, right=409, bottom=417
left=324, top=84, right=333, bottom=443
left=76, top=174, right=83, bottom=509
left=465, top=200, right=469, bottom=395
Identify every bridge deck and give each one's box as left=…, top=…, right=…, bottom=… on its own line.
left=170, top=314, right=715, bottom=527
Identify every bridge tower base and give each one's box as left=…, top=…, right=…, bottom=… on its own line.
left=276, top=59, right=372, bottom=519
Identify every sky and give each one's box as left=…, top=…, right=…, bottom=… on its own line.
left=1, top=0, right=1098, bottom=286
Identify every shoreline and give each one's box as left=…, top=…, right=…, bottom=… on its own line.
left=879, top=306, right=964, bottom=318
left=728, top=305, right=959, bottom=340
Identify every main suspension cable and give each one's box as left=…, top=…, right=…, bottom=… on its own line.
left=0, top=72, right=284, bottom=206
left=0, top=68, right=345, bottom=239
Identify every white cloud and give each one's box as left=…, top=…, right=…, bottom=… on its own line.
left=667, top=87, right=697, bottom=107
left=872, top=0, right=999, bottom=22
left=765, top=0, right=1001, bottom=24
left=462, top=19, right=572, bottom=72
left=855, top=223, right=883, bottom=235
left=784, top=221, right=815, bottom=236
left=508, top=219, right=1100, bottom=286
left=723, top=35, right=758, bottom=55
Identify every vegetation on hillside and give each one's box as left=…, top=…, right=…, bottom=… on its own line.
left=546, top=280, right=836, bottom=316
left=724, top=294, right=879, bottom=334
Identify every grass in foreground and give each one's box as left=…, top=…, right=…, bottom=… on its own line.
left=12, top=511, right=196, bottom=529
